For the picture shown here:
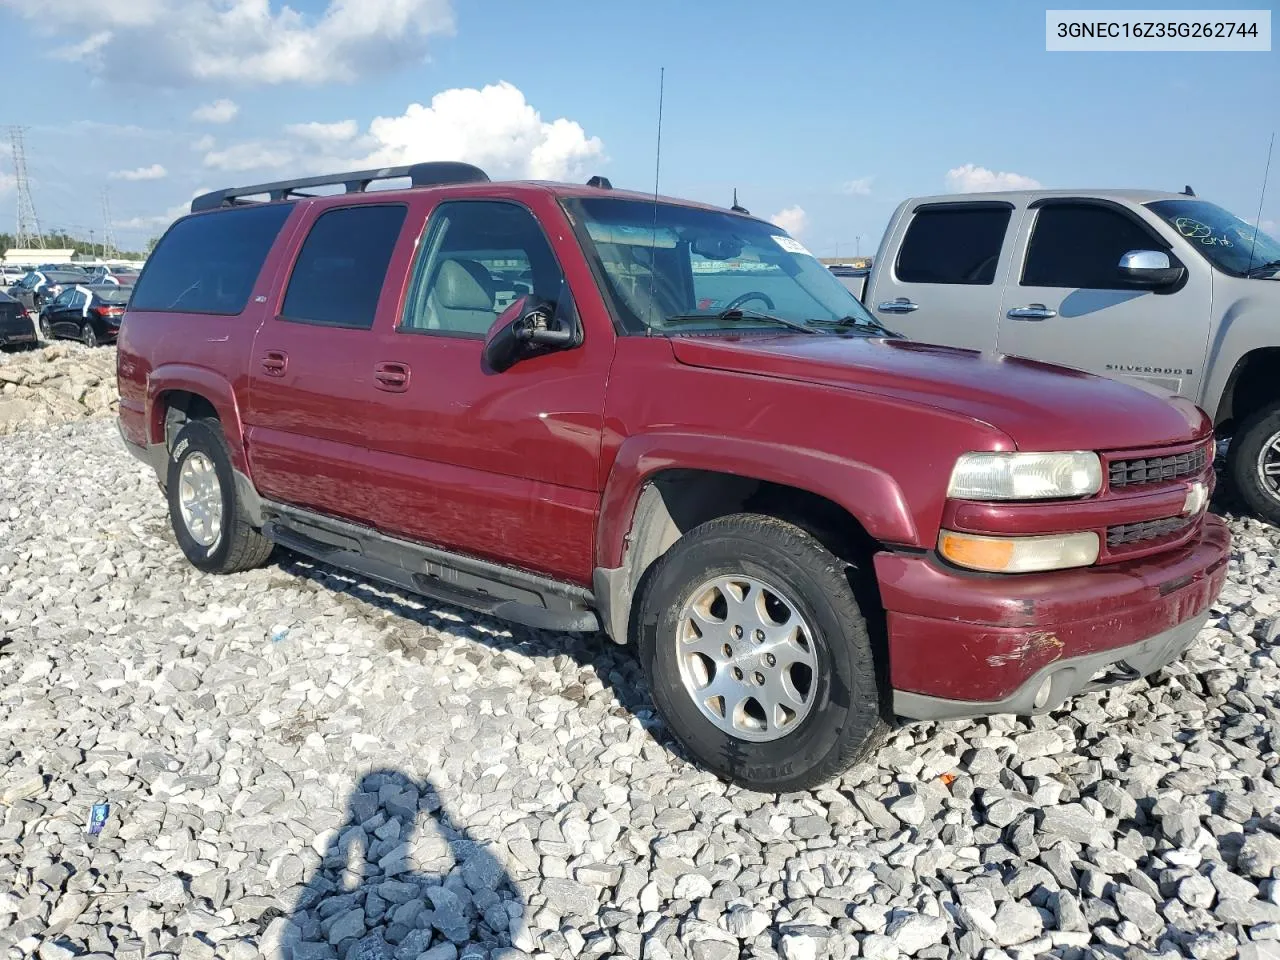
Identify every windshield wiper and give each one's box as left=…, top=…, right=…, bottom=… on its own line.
left=1246, top=259, right=1280, bottom=278
left=660, top=307, right=820, bottom=335
left=808, top=314, right=904, bottom=338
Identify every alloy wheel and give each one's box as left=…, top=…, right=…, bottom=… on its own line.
left=177, top=452, right=223, bottom=548
left=674, top=574, right=818, bottom=742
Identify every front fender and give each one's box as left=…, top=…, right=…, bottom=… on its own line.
left=596, top=431, right=919, bottom=569
left=146, top=363, right=248, bottom=472
left=1201, top=289, right=1280, bottom=420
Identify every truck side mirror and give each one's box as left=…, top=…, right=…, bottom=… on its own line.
left=483, top=296, right=575, bottom=373
left=1117, top=249, right=1184, bottom=288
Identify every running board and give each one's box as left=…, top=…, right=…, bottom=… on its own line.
left=260, top=505, right=599, bottom=633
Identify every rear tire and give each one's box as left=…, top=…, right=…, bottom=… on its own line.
left=166, top=418, right=274, bottom=574
left=1227, top=399, right=1280, bottom=526
left=80, top=322, right=98, bottom=348
left=635, top=513, right=886, bottom=792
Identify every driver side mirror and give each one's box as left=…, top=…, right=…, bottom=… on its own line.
left=1117, top=249, right=1185, bottom=288
left=483, top=296, right=577, bottom=373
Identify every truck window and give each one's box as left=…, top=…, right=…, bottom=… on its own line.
left=896, top=206, right=1011, bottom=285
left=1022, top=204, right=1164, bottom=289
left=281, top=204, right=408, bottom=329
left=400, top=201, right=570, bottom=337
left=130, top=204, right=293, bottom=315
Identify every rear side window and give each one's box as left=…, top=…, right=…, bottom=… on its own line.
left=280, top=204, right=407, bottom=329
left=130, top=204, right=293, bottom=314
left=1022, top=204, right=1165, bottom=289
left=896, top=206, right=1011, bottom=285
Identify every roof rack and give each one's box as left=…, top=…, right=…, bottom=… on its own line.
left=190, top=161, right=490, bottom=213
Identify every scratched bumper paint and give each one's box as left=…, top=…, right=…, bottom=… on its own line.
left=875, top=515, right=1230, bottom=704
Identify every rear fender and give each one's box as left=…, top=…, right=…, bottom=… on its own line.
left=147, top=364, right=248, bottom=472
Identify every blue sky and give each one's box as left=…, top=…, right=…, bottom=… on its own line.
left=0, top=0, right=1276, bottom=255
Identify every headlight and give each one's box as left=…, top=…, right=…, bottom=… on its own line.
left=947, top=451, right=1102, bottom=500
left=939, top=530, right=1100, bottom=573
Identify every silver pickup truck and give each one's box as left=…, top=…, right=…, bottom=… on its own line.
left=850, top=189, right=1280, bottom=524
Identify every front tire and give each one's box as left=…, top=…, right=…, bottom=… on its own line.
left=635, top=514, right=886, bottom=792
left=1227, top=400, right=1280, bottom=526
left=166, top=418, right=274, bottom=574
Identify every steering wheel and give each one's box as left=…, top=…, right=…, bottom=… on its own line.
left=722, top=291, right=775, bottom=312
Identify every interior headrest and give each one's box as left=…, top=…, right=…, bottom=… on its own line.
left=433, top=259, right=494, bottom=311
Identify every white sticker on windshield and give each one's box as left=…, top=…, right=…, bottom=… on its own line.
left=772, top=235, right=813, bottom=257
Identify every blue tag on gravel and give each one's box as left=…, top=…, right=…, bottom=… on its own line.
left=87, top=802, right=109, bottom=835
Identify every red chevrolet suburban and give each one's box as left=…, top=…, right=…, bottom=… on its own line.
left=117, top=162, right=1230, bottom=790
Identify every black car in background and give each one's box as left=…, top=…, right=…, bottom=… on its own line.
left=39, top=283, right=129, bottom=346
left=7, top=269, right=88, bottom=313
left=0, top=290, right=37, bottom=350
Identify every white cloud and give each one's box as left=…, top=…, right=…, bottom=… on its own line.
left=0, top=0, right=454, bottom=86
left=0, top=171, right=14, bottom=194
left=842, top=176, right=873, bottom=196
left=109, top=163, right=167, bottom=181
left=285, top=120, right=359, bottom=144
left=117, top=188, right=212, bottom=231
left=192, top=99, right=238, bottom=123
left=203, top=142, right=296, bottom=172
left=769, top=206, right=808, bottom=237
left=53, top=31, right=110, bottom=62
left=945, top=163, right=1041, bottom=193
left=192, top=134, right=216, bottom=151
left=358, top=82, right=603, bottom=181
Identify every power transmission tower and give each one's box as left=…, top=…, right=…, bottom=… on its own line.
left=101, top=188, right=117, bottom=259
left=9, top=125, right=45, bottom=248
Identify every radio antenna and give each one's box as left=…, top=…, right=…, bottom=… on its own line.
left=1246, top=131, right=1274, bottom=277
left=645, top=66, right=665, bottom=335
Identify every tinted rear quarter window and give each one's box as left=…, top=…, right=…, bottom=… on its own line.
left=280, top=204, right=408, bottom=329
left=896, top=206, right=1011, bottom=284
left=1022, top=204, right=1164, bottom=289
left=130, top=204, right=294, bottom=314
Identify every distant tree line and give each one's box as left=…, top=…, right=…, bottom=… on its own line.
left=0, top=230, right=148, bottom=260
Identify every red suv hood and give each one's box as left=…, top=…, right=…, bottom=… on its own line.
left=669, top=335, right=1209, bottom=451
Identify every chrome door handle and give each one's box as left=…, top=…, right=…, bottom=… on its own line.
left=876, top=298, right=919, bottom=314
left=1006, top=304, right=1058, bottom=320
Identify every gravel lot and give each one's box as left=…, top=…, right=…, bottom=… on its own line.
left=2, top=388, right=1280, bottom=960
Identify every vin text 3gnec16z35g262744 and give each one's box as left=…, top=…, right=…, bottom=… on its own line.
left=116, top=162, right=1228, bottom=791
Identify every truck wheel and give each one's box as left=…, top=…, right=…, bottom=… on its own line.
left=166, top=418, right=274, bottom=574
left=634, top=513, right=886, bottom=791
left=1228, top=400, right=1280, bottom=526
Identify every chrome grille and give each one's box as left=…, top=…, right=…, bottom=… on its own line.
left=1106, top=515, right=1194, bottom=548
left=1108, top=447, right=1207, bottom=488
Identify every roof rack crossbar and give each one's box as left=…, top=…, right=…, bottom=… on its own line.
left=190, top=161, right=490, bottom=212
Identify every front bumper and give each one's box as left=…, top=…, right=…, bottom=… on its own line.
left=878, top=515, right=1230, bottom=720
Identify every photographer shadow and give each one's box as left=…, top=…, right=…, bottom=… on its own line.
left=274, top=769, right=523, bottom=960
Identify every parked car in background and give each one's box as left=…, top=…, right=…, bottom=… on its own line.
left=858, top=189, right=1280, bottom=524
left=0, top=289, right=37, bottom=350
left=40, top=283, right=129, bottom=346
left=7, top=269, right=88, bottom=313
left=88, top=264, right=141, bottom=285
left=117, top=162, right=1228, bottom=790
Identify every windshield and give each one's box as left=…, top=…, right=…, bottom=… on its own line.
left=565, top=197, right=879, bottom=333
left=1146, top=199, right=1280, bottom=277
left=93, top=287, right=130, bottom=303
